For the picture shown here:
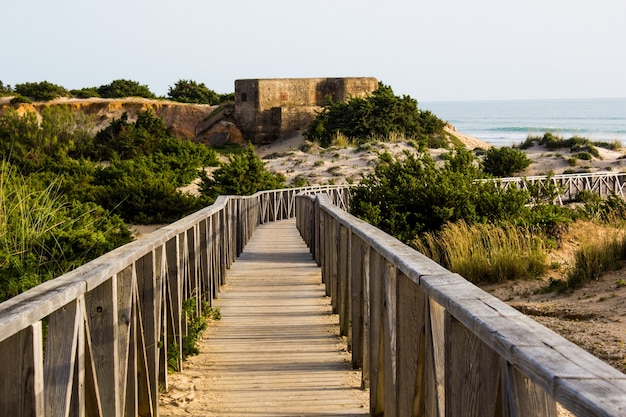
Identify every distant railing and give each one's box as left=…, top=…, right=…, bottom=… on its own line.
left=296, top=193, right=626, bottom=417
left=0, top=185, right=348, bottom=417
left=495, top=171, right=626, bottom=204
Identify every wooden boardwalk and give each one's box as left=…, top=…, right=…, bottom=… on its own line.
left=159, top=219, right=369, bottom=417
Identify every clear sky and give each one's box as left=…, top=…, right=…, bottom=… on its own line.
left=2, top=0, right=625, bottom=102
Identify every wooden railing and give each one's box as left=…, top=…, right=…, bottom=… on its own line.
left=296, top=193, right=626, bottom=417
left=0, top=185, right=348, bottom=417
left=496, top=172, right=626, bottom=204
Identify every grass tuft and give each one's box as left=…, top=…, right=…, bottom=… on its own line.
left=413, top=221, right=547, bottom=283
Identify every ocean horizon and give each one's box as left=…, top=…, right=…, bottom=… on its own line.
left=421, top=97, right=626, bottom=147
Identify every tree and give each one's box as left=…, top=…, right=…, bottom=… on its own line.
left=0, top=81, right=12, bottom=96
left=200, top=146, right=285, bottom=200
left=97, top=79, right=156, bottom=99
left=168, top=79, right=221, bottom=104
left=482, top=146, right=532, bottom=177
left=14, top=81, right=70, bottom=101
left=0, top=106, right=95, bottom=172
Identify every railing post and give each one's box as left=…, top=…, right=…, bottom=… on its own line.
left=350, top=234, right=365, bottom=370
left=0, top=322, right=45, bottom=417
left=369, top=250, right=384, bottom=415
left=338, top=224, right=351, bottom=338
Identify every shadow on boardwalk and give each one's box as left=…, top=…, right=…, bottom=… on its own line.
left=159, top=219, right=369, bottom=417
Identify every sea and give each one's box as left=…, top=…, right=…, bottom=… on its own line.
left=421, top=97, right=626, bottom=148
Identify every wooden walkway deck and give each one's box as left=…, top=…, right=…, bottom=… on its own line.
left=159, top=219, right=369, bottom=417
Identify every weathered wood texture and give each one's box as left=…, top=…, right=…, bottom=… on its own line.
left=170, top=219, right=368, bottom=416
left=0, top=185, right=348, bottom=417
left=296, top=193, right=626, bottom=417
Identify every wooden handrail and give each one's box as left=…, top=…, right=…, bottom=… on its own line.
left=0, top=185, right=348, bottom=417
left=296, top=193, right=626, bottom=417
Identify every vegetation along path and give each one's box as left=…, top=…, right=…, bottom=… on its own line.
left=159, top=219, right=369, bottom=416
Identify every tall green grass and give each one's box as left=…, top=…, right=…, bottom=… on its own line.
left=413, top=221, right=547, bottom=283
left=0, top=161, right=67, bottom=297
left=0, top=161, right=132, bottom=301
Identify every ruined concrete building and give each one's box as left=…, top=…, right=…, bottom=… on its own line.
left=234, top=77, right=378, bottom=143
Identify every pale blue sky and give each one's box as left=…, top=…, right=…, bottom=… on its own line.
left=2, top=0, right=625, bottom=101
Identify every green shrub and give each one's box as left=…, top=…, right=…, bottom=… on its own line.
left=167, top=79, right=222, bottom=104
left=97, top=79, right=156, bottom=99
left=91, top=158, right=203, bottom=224
left=200, top=145, right=285, bottom=199
left=519, top=136, right=540, bottom=149
left=0, top=106, right=95, bottom=172
left=93, top=110, right=217, bottom=169
left=9, top=95, right=31, bottom=105
left=482, top=146, right=532, bottom=177
left=350, top=150, right=530, bottom=241
left=305, top=82, right=445, bottom=147
left=71, top=87, right=100, bottom=98
left=14, top=81, right=70, bottom=101
left=594, top=140, right=621, bottom=151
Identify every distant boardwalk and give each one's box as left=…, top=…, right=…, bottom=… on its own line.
left=159, top=219, right=368, bottom=416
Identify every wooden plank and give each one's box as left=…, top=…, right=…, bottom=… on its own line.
left=502, top=361, right=557, bottom=417
left=369, top=250, right=385, bottom=416
left=350, top=233, right=365, bottom=370
left=124, top=292, right=138, bottom=417
left=70, top=297, right=86, bottom=417
left=427, top=298, right=446, bottom=417
left=84, top=277, right=118, bottom=417
left=135, top=251, right=158, bottom=415
left=396, top=272, right=427, bottom=417
left=159, top=219, right=368, bottom=416
left=361, top=243, right=371, bottom=389
left=382, top=259, right=398, bottom=417
left=0, top=322, right=44, bottom=417
left=82, top=300, right=104, bottom=417
left=134, top=289, right=154, bottom=417
left=338, top=224, right=350, bottom=337
left=116, top=266, right=134, bottom=416
left=44, top=299, right=80, bottom=417
left=165, top=237, right=182, bottom=372
left=445, top=314, right=500, bottom=417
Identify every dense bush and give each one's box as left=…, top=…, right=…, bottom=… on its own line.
left=93, top=110, right=218, bottom=168
left=350, top=150, right=531, bottom=242
left=200, top=146, right=285, bottom=200
left=14, top=81, right=70, bottom=101
left=71, top=87, right=100, bottom=98
left=305, top=83, right=445, bottom=147
left=168, top=79, right=224, bottom=104
left=0, top=106, right=95, bottom=172
left=9, top=95, right=32, bottom=104
left=90, top=157, right=203, bottom=224
left=93, top=110, right=170, bottom=159
left=97, top=79, right=156, bottom=99
left=482, top=146, right=532, bottom=177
